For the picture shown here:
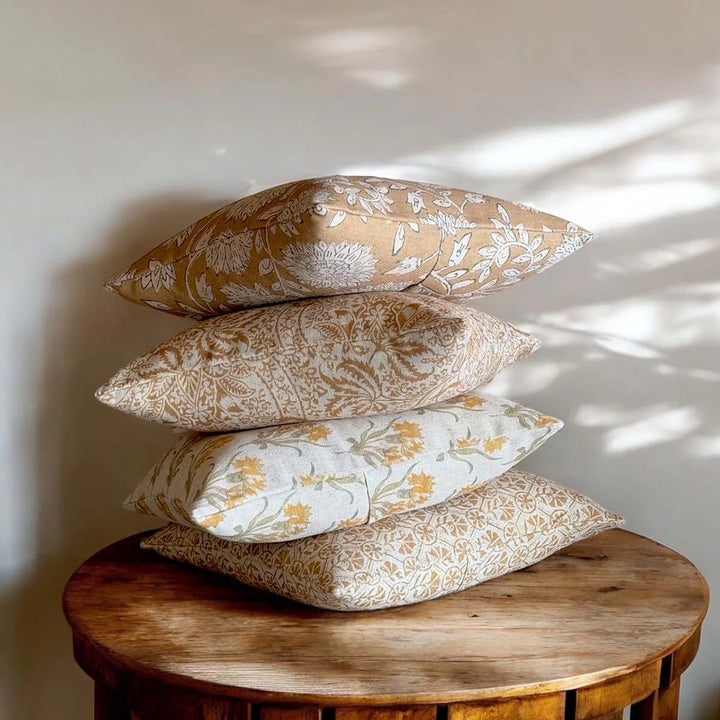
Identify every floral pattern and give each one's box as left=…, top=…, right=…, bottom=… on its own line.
left=141, top=469, right=624, bottom=611
left=96, top=292, right=539, bottom=432
left=124, top=391, right=562, bottom=542
left=105, top=176, right=593, bottom=318
left=281, top=241, right=377, bottom=289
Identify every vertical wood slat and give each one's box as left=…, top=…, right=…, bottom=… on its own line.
left=195, top=700, right=251, bottom=720
left=657, top=679, right=681, bottom=720
left=629, top=692, right=657, bottom=720
left=260, top=707, right=322, bottom=720
left=336, top=708, right=436, bottom=720
left=593, top=713, right=623, bottom=720
left=124, top=681, right=250, bottom=720
left=575, top=662, right=661, bottom=720
left=95, top=682, right=131, bottom=720
left=669, top=628, right=702, bottom=684
left=449, top=693, right=565, bottom=720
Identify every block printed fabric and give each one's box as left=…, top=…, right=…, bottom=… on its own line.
left=96, top=292, right=539, bottom=432
left=125, top=391, right=563, bottom=542
left=106, top=176, right=593, bottom=318
left=141, top=469, right=624, bottom=611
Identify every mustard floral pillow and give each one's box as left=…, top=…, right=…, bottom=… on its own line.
left=125, top=391, right=562, bottom=542
left=141, top=469, right=624, bottom=611
left=96, top=292, right=539, bottom=432
left=105, top=175, right=593, bottom=318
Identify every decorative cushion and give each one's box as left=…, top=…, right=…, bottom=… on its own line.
left=105, top=175, right=593, bottom=318
left=141, top=469, right=624, bottom=611
left=96, top=292, right=539, bottom=432
left=125, top=391, right=563, bottom=542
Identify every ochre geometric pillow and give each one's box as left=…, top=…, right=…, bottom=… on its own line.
left=96, top=292, right=539, bottom=432
left=105, top=176, right=593, bottom=318
left=124, top=392, right=563, bottom=542
left=141, top=469, right=624, bottom=611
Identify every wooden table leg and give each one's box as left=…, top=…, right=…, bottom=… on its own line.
left=95, top=681, right=131, bottom=720
left=630, top=691, right=657, bottom=720
left=657, top=679, right=681, bottom=720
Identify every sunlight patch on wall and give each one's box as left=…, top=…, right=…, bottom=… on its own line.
left=630, top=151, right=708, bottom=180
left=293, top=27, right=422, bottom=89
left=597, top=238, right=720, bottom=274
left=687, top=435, right=720, bottom=458
left=532, top=283, right=720, bottom=355
left=403, top=100, right=691, bottom=178
left=546, top=181, right=720, bottom=233
left=482, top=360, right=576, bottom=398
left=577, top=404, right=702, bottom=454
left=604, top=406, right=701, bottom=454
left=337, top=163, right=437, bottom=180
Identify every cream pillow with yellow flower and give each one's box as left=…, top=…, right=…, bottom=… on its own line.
left=125, top=391, right=562, bottom=542
left=141, top=469, right=624, bottom=611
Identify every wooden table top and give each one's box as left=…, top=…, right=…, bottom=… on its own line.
left=63, top=529, right=708, bottom=706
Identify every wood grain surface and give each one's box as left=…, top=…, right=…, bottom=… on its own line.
left=63, top=529, right=708, bottom=707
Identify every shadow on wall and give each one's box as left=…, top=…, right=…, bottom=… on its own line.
left=3, top=194, right=229, bottom=720
left=699, top=694, right=720, bottom=720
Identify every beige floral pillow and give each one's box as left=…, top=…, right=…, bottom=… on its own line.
left=141, top=469, right=624, bottom=611
left=105, top=175, right=593, bottom=318
left=125, top=391, right=562, bottom=542
left=96, top=292, right=539, bottom=432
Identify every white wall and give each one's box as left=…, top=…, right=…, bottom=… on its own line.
left=1, top=2, right=718, bottom=718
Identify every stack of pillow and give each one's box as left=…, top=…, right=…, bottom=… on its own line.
left=98, top=175, right=623, bottom=611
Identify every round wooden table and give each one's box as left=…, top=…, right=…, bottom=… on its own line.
left=63, top=529, right=708, bottom=720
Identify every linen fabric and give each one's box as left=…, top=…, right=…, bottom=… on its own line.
left=105, top=175, right=594, bottom=318
left=141, top=469, right=624, bottom=611
left=96, top=292, right=539, bottom=432
left=125, top=391, right=563, bottom=542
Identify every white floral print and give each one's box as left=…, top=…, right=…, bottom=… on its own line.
left=220, top=282, right=276, bottom=306
left=105, top=175, right=593, bottom=317
left=204, top=229, right=253, bottom=274
left=140, top=259, right=176, bottom=292
left=544, top=223, right=595, bottom=268
left=282, top=241, right=378, bottom=289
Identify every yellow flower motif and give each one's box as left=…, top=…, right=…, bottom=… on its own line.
left=226, top=456, right=267, bottom=504
left=382, top=472, right=435, bottom=517
left=383, top=421, right=425, bottom=465
left=305, top=424, right=331, bottom=441
left=300, top=474, right=317, bottom=486
left=462, top=396, right=486, bottom=409
left=385, top=501, right=409, bottom=515
left=284, top=502, right=312, bottom=528
left=338, top=517, right=364, bottom=530
left=408, top=472, right=434, bottom=502
left=535, top=415, right=556, bottom=428
left=233, top=456, right=263, bottom=476
left=456, top=437, right=481, bottom=449
left=393, top=421, right=423, bottom=440
left=200, top=513, right=224, bottom=529
left=383, top=447, right=405, bottom=465
left=226, top=492, right=242, bottom=509
left=483, top=436, right=507, bottom=454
